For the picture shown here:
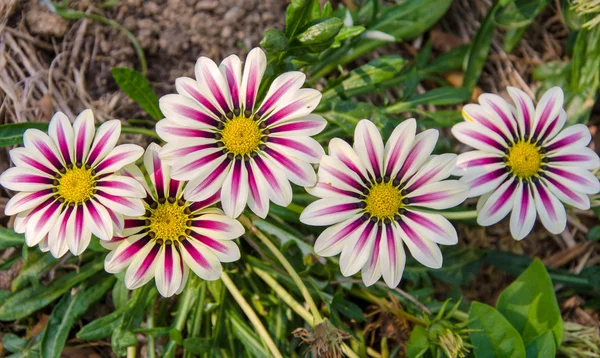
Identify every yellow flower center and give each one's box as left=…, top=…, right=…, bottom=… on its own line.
left=506, top=141, right=543, bottom=179
left=56, top=167, right=96, bottom=203
left=220, top=116, right=262, bottom=156
left=364, top=182, right=404, bottom=220
left=148, top=202, right=189, bottom=243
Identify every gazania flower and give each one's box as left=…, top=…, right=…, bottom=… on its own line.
left=0, top=110, right=145, bottom=257
left=103, top=144, right=244, bottom=297
left=156, top=47, right=326, bottom=218
left=452, top=87, right=600, bottom=240
left=300, top=119, right=469, bottom=288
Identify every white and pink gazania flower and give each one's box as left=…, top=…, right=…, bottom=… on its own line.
left=103, top=144, right=244, bottom=297
left=156, top=47, right=326, bottom=219
left=0, top=110, right=145, bottom=257
left=452, top=87, right=600, bottom=240
left=300, top=119, right=469, bottom=288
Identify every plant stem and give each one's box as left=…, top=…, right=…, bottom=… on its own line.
left=252, top=266, right=313, bottom=323
left=240, top=215, right=323, bottom=324
left=146, top=300, right=156, bottom=358
left=452, top=310, right=469, bottom=322
left=163, top=280, right=196, bottom=357
left=221, top=271, right=283, bottom=358
left=127, top=346, right=136, bottom=358
left=414, top=208, right=479, bottom=221
left=122, top=126, right=161, bottom=139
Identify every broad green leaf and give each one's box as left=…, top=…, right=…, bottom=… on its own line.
left=12, top=252, right=57, bottom=291
left=495, top=0, right=550, bottom=28
left=112, top=278, right=129, bottom=310
left=296, top=17, right=343, bottom=46
left=430, top=248, right=483, bottom=285
left=525, top=331, right=556, bottom=358
left=285, top=0, right=317, bottom=38
left=77, top=308, right=125, bottom=340
left=111, top=327, right=137, bottom=356
left=0, top=122, right=49, bottom=147
left=111, top=67, right=162, bottom=121
left=322, top=56, right=406, bottom=101
left=331, top=26, right=365, bottom=48
left=468, top=302, right=526, bottom=358
left=0, top=258, right=104, bottom=321
left=586, top=225, right=600, bottom=241
left=2, top=334, right=28, bottom=353
left=317, top=100, right=390, bottom=134
left=497, top=259, right=563, bottom=345
left=421, top=45, right=469, bottom=77
left=385, top=87, right=472, bottom=113
left=463, top=3, right=500, bottom=90
left=0, top=227, right=24, bottom=249
left=406, top=325, right=430, bottom=358
left=260, top=28, right=288, bottom=54
left=40, top=275, right=115, bottom=358
left=331, top=292, right=365, bottom=322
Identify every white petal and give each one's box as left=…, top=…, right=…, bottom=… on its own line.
left=124, top=242, right=161, bottom=289
left=403, top=210, right=458, bottom=245
left=507, top=86, right=535, bottom=139
left=66, top=205, right=92, bottom=255
left=83, top=200, right=113, bottom=241
left=395, top=129, right=439, bottom=184
left=195, top=57, right=233, bottom=114
left=180, top=238, right=223, bottom=281
left=532, top=181, right=567, bottom=235
left=257, top=72, right=306, bottom=117
left=72, top=109, right=96, bottom=164
left=451, top=121, right=507, bottom=155
left=155, top=244, right=184, bottom=297
left=220, top=159, right=249, bottom=218
left=379, top=222, right=406, bottom=288
left=48, top=112, right=74, bottom=165
left=87, top=120, right=121, bottom=165
left=25, top=200, right=63, bottom=247
left=313, top=214, right=364, bottom=257
left=300, top=197, right=362, bottom=226
left=353, top=120, right=384, bottom=178
left=339, top=222, right=377, bottom=276
left=240, top=47, right=267, bottom=112
left=383, top=118, right=416, bottom=179
left=406, top=180, right=469, bottom=210
left=459, top=165, right=509, bottom=198
left=509, top=182, right=536, bottom=241
left=252, top=154, right=292, bottom=206
left=404, top=153, right=457, bottom=192
left=94, top=144, right=145, bottom=175
left=246, top=159, right=270, bottom=219
left=476, top=177, right=518, bottom=226
left=397, top=219, right=442, bottom=269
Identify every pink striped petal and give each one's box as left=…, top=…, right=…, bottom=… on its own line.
left=305, top=182, right=362, bottom=199
left=532, top=87, right=564, bottom=141
left=379, top=222, right=405, bottom=288
left=23, top=129, right=63, bottom=170
left=263, top=89, right=321, bottom=126
left=460, top=165, right=509, bottom=198
left=329, top=138, right=369, bottom=184
left=339, top=221, right=377, bottom=276
left=95, top=192, right=145, bottom=217
left=362, top=228, right=383, bottom=287
left=267, top=136, right=324, bottom=163
left=454, top=151, right=504, bottom=176
left=175, top=77, right=222, bottom=118
left=219, top=54, right=242, bottom=110
left=48, top=112, right=74, bottom=165
left=0, top=167, right=54, bottom=191
left=269, top=114, right=326, bottom=137
left=96, top=175, right=146, bottom=198
left=507, top=87, right=535, bottom=139
left=159, top=142, right=217, bottom=167
left=545, top=166, right=600, bottom=194
left=25, top=199, right=62, bottom=247
left=155, top=118, right=216, bottom=143
left=84, top=200, right=113, bottom=241
left=313, top=214, right=365, bottom=257
left=155, top=244, right=184, bottom=297
left=509, top=182, right=536, bottom=241
left=66, top=205, right=92, bottom=255
left=478, top=94, right=518, bottom=139
left=397, top=219, right=442, bottom=269
left=246, top=159, right=270, bottom=218
left=124, top=242, right=161, bottom=289
left=405, top=154, right=456, bottom=192
left=159, top=94, right=220, bottom=128
left=180, top=238, right=222, bottom=280
left=195, top=57, right=233, bottom=114
left=252, top=155, right=292, bottom=207
left=104, top=234, right=149, bottom=273
left=353, top=120, right=384, bottom=179
left=9, top=148, right=56, bottom=176
left=170, top=147, right=225, bottom=181
left=540, top=109, right=566, bottom=143
left=405, top=180, right=469, bottom=210
left=87, top=120, right=121, bottom=165
left=184, top=157, right=231, bottom=202
left=542, top=175, right=590, bottom=210
left=120, top=164, right=152, bottom=199
left=403, top=210, right=458, bottom=245
left=190, top=232, right=240, bottom=262
left=257, top=72, right=306, bottom=117
left=383, top=118, right=416, bottom=179
left=395, top=129, right=439, bottom=184
left=144, top=143, right=169, bottom=198
left=265, top=147, right=317, bottom=187
left=241, top=48, right=267, bottom=112
left=191, top=213, right=244, bottom=238
left=48, top=206, right=72, bottom=257
left=220, top=159, right=248, bottom=218
left=5, top=189, right=54, bottom=216
left=95, top=144, right=144, bottom=175
left=72, top=109, right=95, bottom=164
left=300, top=197, right=362, bottom=226
left=452, top=121, right=508, bottom=155
left=477, top=177, right=518, bottom=226
left=532, top=181, right=566, bottom=234
left=545, top=124, right=592, bottom=153
left=547, top=147, right=600, bottom=170
left=316, top=155, right=366, bottom=194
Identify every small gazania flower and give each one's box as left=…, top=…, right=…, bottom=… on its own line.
left=452, top=87, right=600, bottom=240
left=300, top=119, right=469, bottom=288
left=156, top=47, right=326, bottom=218
left=103, top=144, right=244, bottom=297
left=0, top=110, right=145, bottom=257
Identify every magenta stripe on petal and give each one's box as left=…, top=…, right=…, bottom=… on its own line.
left=409, top=191, right=450, bottom=205
left=488, top=180, right=517, bottom=216
left=88, top=129, right=115, bottom=163
left=34, top=200, right=61, bottom=232
left=327, top=216, right=363, bottom=247
left=33, top=139, right=63, bottom=169
left=176, top=151, right=223, bottom=175
left=539, top=114, right=559, bottom=141
left=182, top=83, right=221, bottom=117
left=11, top=189, right=53, bottom=209
left=161, top=126, right=215, bottom=139
left=396, top=139, right=426, bottom=181
left=547, top=132, right=586, bottom=152
left=115, top=238, right=147, bottom=264
left=549, top=154, right=589, bottom=164
left=369, top=227, right=382, bottom=270
left=265, top=100, right=304, bottom=126
left=313, top=182, right=361, bottom=198
left=365, top=134, right=381, bottom=176
left=202, top=66, right=230, bottom=112
left=125, top=218, right=147, bottom=229
left=75, top=127, right=87, bottom=163
left=95, top=151, right=131, bottom=173
left=164, top=244, right=174, bottom=283
left=246, top=162, right=262, bottom=208
left=517, top=185, right=531, bottom=226
left=169, top=178, right=180, bottom=197
left=269, top=137, right=317, bottom=158
left=152, top=152, right=165, bottom=197
left=544, top=176, right=585, bottom=204
left=133, top=244, right=160, bottom=281
left=245, top=68, right=258, bottom=110
left=459, top=156, right=502, bottom=170
left=406, top=167, right=442, bottom=192
left=56, top=121, right=71, bottom=164
left=191, top=232, right=228, bottom=252
left=337, top=152, right=368, bottom=183
left=181, top=239, right=210, bottom=268
left=230, top=160, right=243, bottom=200
left=97, top=180, right=136, bottom=192
left=469, top=168, right=506, bottom=188
left=98, top=192, right=138, bottom=210
left=19, top=155, right=55, bottom=176
left=399, top=220, right=433, bottom=258
left=461, top=129, right=505, bottom=151
left=354, top=221, right=375, bottom=252
left=192, top=219, right=229, bottom=231
left=310, top=202, right=361, bottom=217
left=74, top=205, right=85, bottom=240
left=322, top=161, right=364, bottom=191
left=58, top=206, right=73, bottom=238
left=271, top=121, right=320, bottom=134
left=85, top=200, right=104, bottom=224
left=487, top=101, right=516, bottom=137
left=258, top=79, right=297, bottom=116
left=535, top=182, right=557, bottom=221
left=224, top=66, right=239, bottom=109
left=175, top=105, right=219, bottom=127
left=267, top=149, right=308, bottom=180
left=385, top=224, right=396, bottom=267
left=384, top=135, right=408, bottom=177
left=533, top=98, right=555, bottom=138
left=404, top=211, right=445, bottom=236
left=187, top=159, right=230, bottom=198
left=547, top=167, right=592, bottom=186
left=14, top=174, right=54, bottom=185
left=188, top=191, right=220, bottom=212
left=516, top=96, right=531, bottom=135
left=254, top=156, right=284, bottom=194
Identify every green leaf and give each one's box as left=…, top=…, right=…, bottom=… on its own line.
left=463, top=3, right=500, bottom=90
left=2, top=334, right=29, bottom=353
left=525, top=331, right=556, bottom=358
left=229, top=313, right=269, bottom=357
left=285, top=0, right=317, bottom=38
left=430, top=248, right=483, bottom=285
left=111, top=67, right=162, bottom=121
left=296, top=17, right=343, bottom=49
left=495, top=0, right=550, bottom=28
left=111, top=327, right=137, bottom=356
left=331, top=26, right=365, bottom=48
left=586, top=225, right=600, bottom=241
left=183, top=337, right=213, bottom=354
left=322, top=56, right=406, bottom=101
left=0, top=122, right=49, bottom=147
left=77, top=309, right=124, bottom=340
left=406, top=325, right=430, bottom=358
left=253, top=219, right=314, bottom=258
left=40, top=275, right=115, bottom=358
left=0, top=227, right=25, bottom=249
left=112, top=278, right=129, bottom=310
left=385, top=87, right=472, bottom=113
left=331, top=292, right=365, bottom=322
left=0, top=258, right=104, bottom=321
left=497, top=259, right=563, bottom=345
left=260, top=28, right=288, bottom=54
left=468, top=302, right=526, bottom=358
left=12, top=252, right=57, bottom=291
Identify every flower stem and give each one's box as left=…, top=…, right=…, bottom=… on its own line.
left=221, top=271, right=283, bottom=358
left=146, top=301, right=156, bottom=358
left=163, top=280, right=196, bottom=357
left=414, top=209, right=479, bottom=221
left=240, top=215, right=323, bottom=324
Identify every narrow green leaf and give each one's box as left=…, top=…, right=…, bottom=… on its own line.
left=463, top=3, right=500, bottom=90
left=496, top=259, right=563, bottom=345
left=285, top=0, right=316, bottom=38
left=385, top=87, right=472, bottom=114
left=406, top=325, right=430, bottom=358
left=0, top=258, right=104, bottom=321
left=317, top=101, right=389, bottom=135
left=111, top=67, right=162, bottom=121
left=0, top=227, right=24, bottom=249
left=182, top=337, right=212, bottom=354
left=525, top=331, right=556, bottom=358
left=468, top=302, right=526, bottom=358
left=12, top=252, right=57, bottom=291
left=0, top=123, right=49, bottom=147
left=229, top=313, right=269, bottom=357
left=40, top=275, right=115, bottom=358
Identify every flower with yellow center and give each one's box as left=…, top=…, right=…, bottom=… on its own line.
left=156, top=47, right=326, bottom=219
left=301, top=119, right=469, bottom=288
left=103, top=144, right=244, bottom=298
left=452, top=86, right=600, bottom=241
left=0, top=110, right=145, bottom=258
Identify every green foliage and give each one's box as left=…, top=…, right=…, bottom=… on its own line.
left=525, top=331, right=557, bottom=358
left=468, top=302, right=527, bottom=357
left=111, top=67, right=163, bottom=121
left=497, top=259, right=563, bottom=346
left=0, top=227, right=24, bottom=249
left=0, top=123, right=49, bottom=147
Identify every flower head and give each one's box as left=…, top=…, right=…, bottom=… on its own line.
left=157, top=47, right=326, bottom=218
left=452, top=87, right=600, bottom=240
left=300, top=119, right=468, bottom=288
left=103, top=144, right=244, bottom=297
left=0, top=110, right=145, bottom=257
